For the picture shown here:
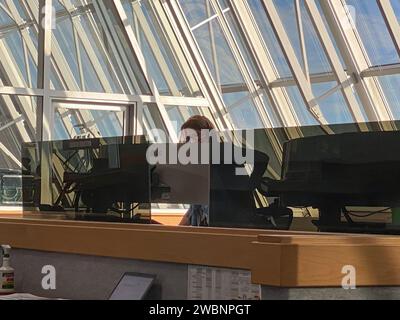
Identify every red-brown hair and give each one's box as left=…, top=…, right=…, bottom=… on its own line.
left=181, top=115, right=215, bottom=132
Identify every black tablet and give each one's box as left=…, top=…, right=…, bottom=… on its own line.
left=108, top=272, right=156, bottom=300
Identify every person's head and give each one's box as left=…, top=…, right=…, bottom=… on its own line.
left=180, top=115, right=215, bottom=143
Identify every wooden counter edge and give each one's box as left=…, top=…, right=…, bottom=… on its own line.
left=2, top=217, right=400, bottom=288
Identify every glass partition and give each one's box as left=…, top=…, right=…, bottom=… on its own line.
left=22, top=137, right=152, bottom=224
left=18, top=121, right=400, bottom=235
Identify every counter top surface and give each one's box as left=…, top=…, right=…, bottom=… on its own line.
left=1, top=212, right=400, bottom=287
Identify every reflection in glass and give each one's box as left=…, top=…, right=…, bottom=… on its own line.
left=54, top=102, right=127, bottom=140
left=22, top=138, right=152, bottom=223
left=0, top=95, right=37, bottom=171
left=0, top=95, right=37, bottom=207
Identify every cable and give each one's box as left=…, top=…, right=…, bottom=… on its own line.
left=345, top=207, right=391, bottom=218
left=110, top=203, right=140, bottom=215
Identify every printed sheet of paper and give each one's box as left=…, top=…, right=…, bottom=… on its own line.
left=188, top=265, right=261, bottom=300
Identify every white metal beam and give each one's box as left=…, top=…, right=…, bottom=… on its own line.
left=361, top=63, right=400, bottom=78
left=261, top=0, right=330, bottom=128
left=113, top=0, right=179, bottom=142
left=162, top=0, right=234, bottom=131
left=295, top=0, right=310, bottom=83
left=304, top=0, right=369, bottom=131
left=320, top=0, right=395, bottom=130
left=230, top=0, right=302, bottom=138
left=210, top=0, right=275, bottom=129
left=378, top=0, right=400, bottom=57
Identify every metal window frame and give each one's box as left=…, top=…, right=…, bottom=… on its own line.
left=0, top=0, right=400, bottom=170
left=319, top=0, right=396, bottom=131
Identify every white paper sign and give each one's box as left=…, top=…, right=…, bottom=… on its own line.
left=188, top=265, right=261, bottom=300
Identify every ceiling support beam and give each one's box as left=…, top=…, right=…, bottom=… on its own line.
left=378, top=0, right=400, bottom=57
left=162, top=0, right=233, bottom=131
left=304, top=0, right=368, bottom=132
left=320, top=0, right=395, bottom=131
left=261, top=0, right=331, bottom=131
left=230, top=0, right=302, bottom=139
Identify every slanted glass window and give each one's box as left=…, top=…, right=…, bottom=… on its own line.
left=391, top=0, right=400, bottom=20
left=378, top=74, right=400, bottom=120
left=123, top=0, right=202, bottom=97
left=221, top=4, right=282, bottom=127
left=272, top=0, right=333, bottom=74
left=51, top=0, right=150, bottom=94
left=285, top=85, right=318, bottom=126
left=248, top=0, right=292, bottom=78
left=179, top=0, right=216, bottom=28
left=143, top=103, right=168, bottom=143
left=0, top=95, right=37, bottom=171
left=312, top=82, right=354, bottom=124
left=0, top=94, right=37, bottom=207
left=165, top=105, right=215, bottom=136
left=179, top=0, right=264, bottom=129
left=346, top=0, right=400, bottom=66
left=0, top=1, right=38, bottom=88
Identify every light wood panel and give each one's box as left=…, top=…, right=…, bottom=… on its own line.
left=252, top=234, right=400, bottom=287
left=0, top=217, right=260, bottom=270
left=2, top=215, right=400, bottom=288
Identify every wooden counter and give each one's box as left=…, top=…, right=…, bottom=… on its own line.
left=1, top=214, right=400, bottom=288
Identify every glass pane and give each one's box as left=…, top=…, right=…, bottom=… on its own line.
left=0, top=95, right=37, bottom=206
left=193, top=20, right=242, bottom=86
left=143, top=103, right=168, bottom=143
left=223, top=9, right=258, bottom=79
left=378, top=74, right=400, bottom=120
left=285, top=82, right=356, bottom=127
left=222, top=7, right=282, bottom=127
left=54, top=102, right=126, bottom=140
left=285, top=86, right=318, bottom=126
left=346, top=0, right=400, bottom=66
left=0, top=95, right=37, bottom=170
left=165, top=105, right=215, bottom=136
left=180, top=2, right=265, bottom=129
left=315, top=0, right=346, bottom=67
left=222, top=91, right=263, bottom=129
left=273, top=0, right=333, bottom=74
left=312, top=82, right=354, bottom=124
left=391, top=0, right=400, bottom=20
left=51, top=0, right=150, bottom=94
left=179, top=0, right=216, bottom=27
left=248, top=0, right=292, bottom=78
left=0, top=0, right=38, bottom=88
left=123, top=0, right=202, bottom=97
left=23, top=138, right=152, bottom=223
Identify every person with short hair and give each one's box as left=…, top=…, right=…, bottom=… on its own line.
left=179, top=115, right=215, bottom=226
